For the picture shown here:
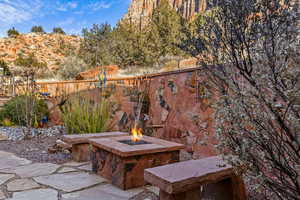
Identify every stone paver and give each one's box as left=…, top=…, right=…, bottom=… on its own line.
left=0, top=190, right=5, bottom=199
left=0, top=151, right=31, bottom=170
left=0, top=174, right=15, bottom=185
left=0, top=151, right=151, bottom=200
left=3, top=163, right=60, bottom=178
left=57, top=167, right=78, bottom=173
left=7, top=179, right=40, bottom=192
left=34, top=172, right=106, bottom=192
left=63, top=162, right=89, bottom=167
left=61, top=184, right=143, bottom=200
left=77, top=164, right=92, bottom=171
left=147, top=186, right=160, bottom=196
left=8, top=189, right=58, bottom=200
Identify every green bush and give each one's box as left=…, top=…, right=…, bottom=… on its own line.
left=61, top=96, right=112, bottom=134
left=7, top=27, right=19, bottom=38
left=0, top=95, right=49, bottom=126
left=52, top=27, right=65, bottom=34
left=0, top=60, right=11, bottom=76
left=31, top=26, right=45, bottom=33
left=57, top=56, right=89, bottom=80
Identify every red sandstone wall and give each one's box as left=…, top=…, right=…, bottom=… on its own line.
left=145, top=71, right=218, bottom=159
left=42, top=68, right=219, bottom=159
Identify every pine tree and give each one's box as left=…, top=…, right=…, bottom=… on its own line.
left=112, top=20, right=144, bottom=68
left=7, top=27, right=20, bottom=38
left=52, top=27, right=65, bottom=34
left=149, top=0, right=185, bottom=57
left=79, top=23, right=113, bottom=67
left=31, top=26, right=45, bottom=34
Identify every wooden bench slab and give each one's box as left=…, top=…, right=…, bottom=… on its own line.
left=144, top=156, right=247, bottom=200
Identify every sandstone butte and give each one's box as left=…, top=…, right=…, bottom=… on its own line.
left=0, top=33, right=81, bottom=71
left=124, top=0, right=208, bottom=26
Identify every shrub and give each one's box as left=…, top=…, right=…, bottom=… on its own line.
left=0, top=95, right=49, bottom=126
left=0, top=60, right=11, bottom=76
left=1, top=119, right=14, bottom=127
left=14, top=54, right=47, bottom=69
left=57, top=56, right=89, bottom=80
left=31, top=26, right=45, bottom=33
left=7, top=27, right=19, bottom=38
left=52, top=27, right=65, bottom=34
left=61, top=96, right=113, bottom=134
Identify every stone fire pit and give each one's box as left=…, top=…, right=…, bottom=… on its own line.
left=89, top=136, right=184, bottom=190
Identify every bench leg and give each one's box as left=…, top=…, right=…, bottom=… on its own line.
left=159, top=188, right=201, bottom=200
left=72, top=144, right=91, bottom=162
left=232, top=175, right=247, bottom=200
left=201, top=176, right=247, bottom=200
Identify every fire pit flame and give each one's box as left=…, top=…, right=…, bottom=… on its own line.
left=131, top=127, right=143, bottom=142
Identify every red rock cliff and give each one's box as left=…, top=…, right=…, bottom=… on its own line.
left=124, top=0, right=207, bottom=25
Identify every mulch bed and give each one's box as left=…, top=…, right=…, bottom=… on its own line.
left=0, top=135, right=72, bottom=164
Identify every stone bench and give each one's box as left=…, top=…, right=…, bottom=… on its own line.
left=144, top=156, right=247, bottom=200
left=62, top=132, right=128, bottom=162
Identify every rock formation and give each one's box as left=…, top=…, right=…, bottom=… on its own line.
left=123, top=0, right=207, bottom=26
left=0, top=33, right=81, bottom=71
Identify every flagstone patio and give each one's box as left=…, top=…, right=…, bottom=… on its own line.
left=0, top=151, right=158, bottom=200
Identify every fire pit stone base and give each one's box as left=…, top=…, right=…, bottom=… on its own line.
left=89, top=136, right=184, bottom=190
left=91, top=147, right=180, bottom=190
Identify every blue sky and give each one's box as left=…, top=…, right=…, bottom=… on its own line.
left=0, top=0, right=131, bottom=37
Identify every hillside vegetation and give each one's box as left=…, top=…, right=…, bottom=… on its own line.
left=0, top=33, right=80, bottom=74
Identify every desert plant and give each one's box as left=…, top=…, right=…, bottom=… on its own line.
left=1, top=118, right=14, bottom=127
left=182, top=0, right=300, bottom=199
left=57, top=56, right=89, bottom=80
left=7, top=27, right=19, bottom=38
left=13, top=54, right=48, bottom=78
left=0, top=95, right=49, bottom=126
left=0, top=60, right=11, bottom=76
left=31, top=26, right=45, bottom=34
left=52, top=27, right=65, bottom=34
left=61, top=96, right=113, bottom=134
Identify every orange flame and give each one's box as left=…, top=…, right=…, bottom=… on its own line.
left=131, top=126, right=143, bottom=142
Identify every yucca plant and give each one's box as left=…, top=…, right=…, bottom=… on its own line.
left=61, top=96, right=113, bottom=134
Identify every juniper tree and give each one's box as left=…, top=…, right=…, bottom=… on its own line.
left=7, top=27, right=20, bottom=38
left=52, top=27, right=65, bottom=34
left=31, top=26, right=45, bottom=34
left=79, top=23, right=113, bottom=67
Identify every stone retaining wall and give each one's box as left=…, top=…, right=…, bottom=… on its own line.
left=47, top=67, right=219, bottom=159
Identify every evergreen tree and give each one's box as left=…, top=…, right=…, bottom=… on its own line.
left=31, top=26, right=45, bottom=34
left=111, top=20, right=149, bottom=68
left=7, top=27, right=20, bottom=38
left=148, top=0, right=186, bottom=57
left=52, top=27, right=65, bottom=34
left=79, top=23, right=113, bottom=67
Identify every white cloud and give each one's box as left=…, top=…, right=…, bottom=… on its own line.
left=89, top=1, right=111, bottom=11
left=56, top=1, right=78, bottom=12
left=58, top=17, right=75, bottom=26
left=0, top=0, right=43, bottom=24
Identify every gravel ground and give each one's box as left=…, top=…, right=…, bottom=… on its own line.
left=0, top=133, right=72, bottom=164
left=0, top=126, right=65, bottom=141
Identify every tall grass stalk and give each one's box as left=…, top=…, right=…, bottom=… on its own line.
left=61, top=96, right=112, bottom=134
